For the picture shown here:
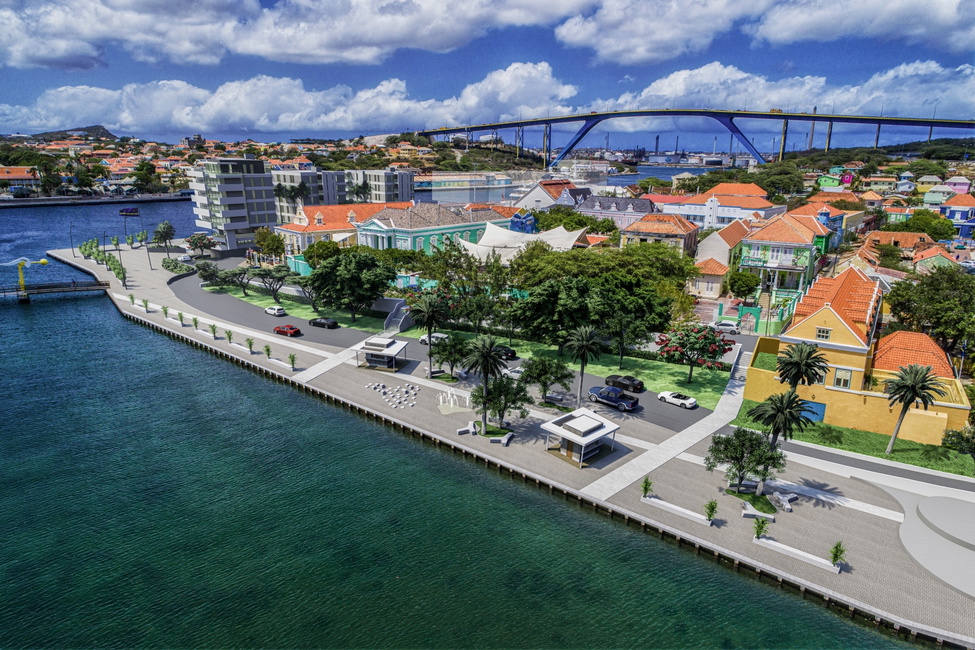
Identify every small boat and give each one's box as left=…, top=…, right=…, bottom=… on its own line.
left=119, top=207, right=139, bottom=217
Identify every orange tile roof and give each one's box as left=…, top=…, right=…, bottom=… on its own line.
left=787, top=267, right=881, bottom=346
left=787, top=202, right=846, bottom=218
left=642, top=193, right=679, bottom=203
left=679, top=193, right=774, bottom=209
left=539, top=179, right=577, bottom=199
left=944, top=193, right=975, bottom=207
left=806, top=191, right=859, bottom=203
left=862, top=231, right=935, bottom=250
left=292, top=201, right=414, bottom=232
left=704, top=182, right=766, bottom=197
left=583, top=234, right=609, bottom=246
left=622, top=213, right=698, bottom=236
left=913, top=248, right=955, bottom=264
left=695, top=258, right=729, bottom=275
left=746, top=214, right=828, bottom=244
left=859, top=190, right=883, bottom=200
left=463, top=203, right=523, bottom=218
left=717, top=219, right=751, bottom=247
left=874, top=331, right=954, bottom=378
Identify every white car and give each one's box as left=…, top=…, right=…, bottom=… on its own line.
left=419, top=332, right=449, bottom=345
left=265, top=305, right=286, bottom=316
left=658, top=391, right=697, bottom=409
left=501, top=366, right=525, bottom=380
left=708, top=321, right=739, bottom=335
left=176, top=254, right=193, bottom=263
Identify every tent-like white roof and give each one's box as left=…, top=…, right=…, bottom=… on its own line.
left=457, top=222, right=586, bottom=263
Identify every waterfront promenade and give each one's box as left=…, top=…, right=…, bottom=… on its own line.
left=47, top=246, right=975, bottom=647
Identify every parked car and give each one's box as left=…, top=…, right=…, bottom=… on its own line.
left=176, top=254, right=193, bottom=263
left=587, top=386, right=639, bottom=412
left=605, top=374, right=644, bottom=392
left=273, top=325, right=301, bottom=337
left=419, top=332, right=449, bottom=345
left=708, top=320, right=739, bottom=335
left=265, top=305, right=286, bottom=316
left=501, top=366, right=525, bottom=380
left=309, top=317, right=339, bottom=329
left=495, top=345, right=517, bottom=360
left=657, top=391, right=697, bottom=409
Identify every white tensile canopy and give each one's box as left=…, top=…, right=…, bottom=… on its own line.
left=457, top=222, right=586, bottom=263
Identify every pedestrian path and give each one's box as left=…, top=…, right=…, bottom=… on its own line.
left=581, top=377, right=746, bottom=500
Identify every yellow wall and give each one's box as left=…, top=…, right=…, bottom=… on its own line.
left=787, top=308, right=867, bottom=351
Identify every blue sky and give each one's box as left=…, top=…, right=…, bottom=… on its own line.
left=1, top=0, right=973, bottom=152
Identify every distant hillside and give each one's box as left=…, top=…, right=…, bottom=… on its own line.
left=31, top=125, right=118, bottom=141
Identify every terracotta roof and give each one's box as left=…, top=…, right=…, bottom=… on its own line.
left=295, top=202, right=413, bottom=232
left=681, top=193, right=774, bottom=209
left=859, top=191, right=883, bottom=200
left=944, top=193, right=975, bottom=207
left=787, top=202, right=846, bottom=218
left=582, top=234, right=609, bottom=246
left=703, top=182, right=766, bottom=197
left=463, top=203, right=523, bottom=218
left=695, top=258, right=729, bottom=275
left=806, top=191, right=859, bottom=203
left=862, top=231, right=935, bottom=250
left=539, top=179, right=577, bottom=200
left=874, top=331, right=954, bottom=378
left=913, top=247, right=956, bottom=264
left=787, top=268, right=881, bottom=346
left=641, top=193, right=676, bottom=203
left=622, top=213, right=698, bottom=236
left=717, top=219, right=751, bottom=247
left=746, top=214, right=828, bottom=245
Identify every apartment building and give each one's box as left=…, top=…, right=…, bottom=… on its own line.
left=345, top=169, right=414, bottom=203
left=188, top=157, right=276, bottom=252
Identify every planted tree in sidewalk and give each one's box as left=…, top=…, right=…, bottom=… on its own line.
left=470, top=376, right=533, bottom=430
left=141, top=298, right=149, bottom=312
left=703, top=427, right=785, bottom=493
left=208, top=323, right=218, bottom=339
left=153, top=220, right=176, bottom=258
left=463, top=334, right=507, bottom=437
left=263, top=344, right=272, bottom=359
left=829, top=541, right=846, bottom=568
left=565, top=325, right=602, bottom=404
left=126, top=234, right=135, bottom=248
left=776, top=342, right=829, bottom=390
left=192, top=316, right=199, bottom=330
left=128, top=293, right=135, bottom=306
left=520, top=356, right=574, bottom=405
left=177, top=312, right=184, bottom=325
left=161, top=306, right=169, bottom=319
left=656, top=325, right=733, bottom=384
left=753, top=517, right=770, bottom=539
left=411, top=293, right=450, bottom=375
left=641, top=476, right=653, bottom=498
left=942, top=425, right=975, bottom=475
left=704, top=500, right=718, bottom=521
left=432, top=336, right=470, bottom=378
left=883, top=364, right=947, bottom=455
left=288, top=353, right=297, bottom=371
left=225, top=330, right=233, bottom=344
left=747, top=390, right=815, bottom=450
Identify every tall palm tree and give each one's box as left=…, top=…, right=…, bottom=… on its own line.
left=410, top=294, right=448, bottom=375
left=747, top=390, right=815, bottom=449
left=776, top=342, right=829, bottom=390
left=565, top=325, right=602, bottom=405
left=463, top=334, right=506, bottom=435
left=883, top=364, right=947, bottom=455
left=153, top=220, right=177, bottom=258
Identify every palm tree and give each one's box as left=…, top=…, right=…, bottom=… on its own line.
left=776, top=342, right=828, bottom=390
left=463, top=334, right=506, bottom=435
left=410, top=294, right=448, bottom=375
left=564, top=325, right=602, bottom=405
left=153, top=220, right=176, bottom=258
left=747, top=390, right=815, bottom=450
left=883, top=364, right=947, bottom=455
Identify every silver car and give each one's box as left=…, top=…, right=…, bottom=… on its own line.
left=708, top=320, right=739, bottom=335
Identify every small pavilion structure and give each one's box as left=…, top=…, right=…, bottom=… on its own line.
left=350, top=337, right=409, bottom=372
left=541, top=408, right=620, bottom=468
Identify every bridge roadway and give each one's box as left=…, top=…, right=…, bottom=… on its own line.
left=0, top=280, right=109, bottom=298
left=417, top=108, right=975, bottom=168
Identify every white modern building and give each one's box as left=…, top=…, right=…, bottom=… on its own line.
left=345, top=169, right=414, bottom=203
left=271, top=167, right=328, bottom=226
left=188, top=157, right=276, bottom=252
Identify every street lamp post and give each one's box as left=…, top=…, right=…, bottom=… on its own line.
left=69, top=222, right=75, bottom=257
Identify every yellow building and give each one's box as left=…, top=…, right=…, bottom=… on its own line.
left=743, top=268, right=969, bottom=444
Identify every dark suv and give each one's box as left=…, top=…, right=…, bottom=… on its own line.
left=605, top=375, right=644, bottom=392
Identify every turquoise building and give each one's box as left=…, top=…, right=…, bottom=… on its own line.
left=355, top=203, right=512, bottom=254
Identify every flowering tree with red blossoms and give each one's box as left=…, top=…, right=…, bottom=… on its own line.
left=656, top=325, right=734, bottom=383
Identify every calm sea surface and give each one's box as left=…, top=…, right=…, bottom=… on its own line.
left=0, top=202, right=903, bottom=648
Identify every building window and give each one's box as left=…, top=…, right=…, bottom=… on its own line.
left=816, top=328, right=831, bottom=341
left=834, top=368, right=852, bottom=389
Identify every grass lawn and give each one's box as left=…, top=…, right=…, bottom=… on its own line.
left=724, top=489, right=777, bottom=514
left=205, top=287, right=387, bottom=333
left=481, top=424, right=509, bottom=437
left=399, top=327, right=731, bottom=410
left=752, top=352, right=778, bottom=372
left=732, top=399, right=975, bottom=477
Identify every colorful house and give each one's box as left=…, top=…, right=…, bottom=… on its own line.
left=915, top=175, right=943, bottom=193
left=277, top=201, right=412, bottom=255
left=743, top=269, right=969, bottom=442
left=944, top=176, right=972, bottom=194
left=694, top=219, right=750, bottom=278
left=922, top=185, right=956, bottom=209
left=912, top=247, right=957, bottom=274
left=940, top=193, right=975, bottom=237
left=739, top=214, right=831, bottom=291
left=657, top=182, right=786, bottom=229
left=620, top=213, right=699, bottom=255
left=689, top=258, right=729, bottom=299
left=355, top=203, right=513, bottom=254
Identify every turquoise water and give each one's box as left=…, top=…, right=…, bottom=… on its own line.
left=0, top=205, right=904, bottom=648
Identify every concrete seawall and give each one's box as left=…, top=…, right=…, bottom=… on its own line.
left=47, top=250, right=975, bottom=649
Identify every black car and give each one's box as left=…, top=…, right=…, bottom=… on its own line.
left=605, top=374, right=644, bottom=392
left=309, top=317, right=339, bottom=329
left=495, top=345, right=517, bottom=360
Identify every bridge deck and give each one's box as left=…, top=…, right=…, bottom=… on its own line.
left=0, top=281, right=110, bottom=298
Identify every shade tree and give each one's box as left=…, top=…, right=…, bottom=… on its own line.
left=703, top=427, right=786, bottom=493
left=656, top=325, right=734, bottom=383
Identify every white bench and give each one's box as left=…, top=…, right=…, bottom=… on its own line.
left=456, top=421, right=478, bottom=436
left=490, top=432, right=514, bottom=446
left=741, top=501, right=775, bottom=521
left=454, top=369, right=468, bottom=379
left=771, top=492, right=798, bottom=512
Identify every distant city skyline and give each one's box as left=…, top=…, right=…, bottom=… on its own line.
left=1, top=1, right=973, bottom=151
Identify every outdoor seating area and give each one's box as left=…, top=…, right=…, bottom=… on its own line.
left=770, top=492, right=798, bottom=512
left=491, top=432, right=514, bottom=446
left=457, top=421, right=479, bottom=436
left=741, top=501, right=775, bottom=521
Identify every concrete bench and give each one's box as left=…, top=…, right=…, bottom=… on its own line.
left=454, top=369, right=468, bottom=379
left=741, top=501, right=775, bottom=522
left=490, top=432, right=514, bottom=446
left=771, top=492, right=798, bottom=512
left=544, top=394, right=564, bottom=403
left=456, top=421, right=478, bottom=436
